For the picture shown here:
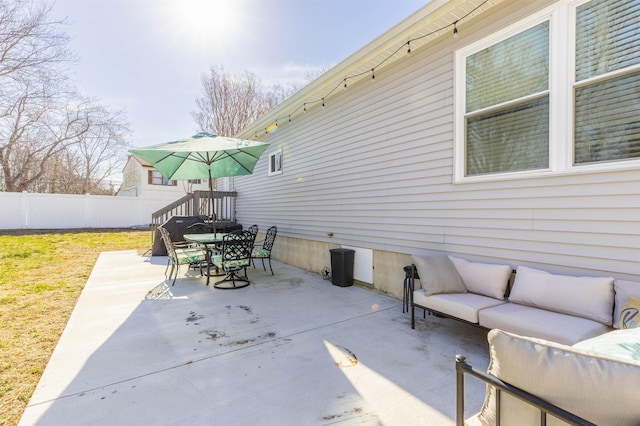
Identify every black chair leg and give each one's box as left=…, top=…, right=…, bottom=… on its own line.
left=171, top=264, right=178, bottom=286
left=268, top=258, right=273, bottom=275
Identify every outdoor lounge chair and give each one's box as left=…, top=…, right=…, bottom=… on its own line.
left=210, top=230, right=254, bottom=289
left=252, top=225, right=277, bottom=275
left=158, top=226, right=207, bottom=286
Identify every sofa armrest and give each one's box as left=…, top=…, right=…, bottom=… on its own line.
left=477, top=329, right=640, bottom=425
left=455, top=355, right=595, bottom=426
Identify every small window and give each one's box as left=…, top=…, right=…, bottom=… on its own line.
left=148, top=170, right=176, bottom=186
left=268, top=149, right=282, bottom=176
left=188, top=179, right=202, bottom=184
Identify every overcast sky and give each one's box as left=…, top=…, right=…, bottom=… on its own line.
left=50, top=0, right=427, bottom=149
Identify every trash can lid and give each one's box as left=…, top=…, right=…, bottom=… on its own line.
left=330, top=248, right=355, bottom=253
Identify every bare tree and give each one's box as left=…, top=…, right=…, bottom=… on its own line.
left=192, top=66, right=297, bottom=137
left=0, top=0, right=131, bottom=193
left=0, top=0, right=73, bottom=82
left=32, top=103, right=130, bottom=194
left=1, top=85, right=96, bottom=192
left=192, top=64, right=332, bottom=137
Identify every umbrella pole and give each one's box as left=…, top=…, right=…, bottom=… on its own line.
left=209, top=169, right=215, bottom=234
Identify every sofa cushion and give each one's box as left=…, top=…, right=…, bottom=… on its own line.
left=509, top=266, right=614, bottom=325
left=413, top=291, right=506, bottom=323
left=478, top=329, right=640, bottom=426
left=573, top=328, right=640, bottom=362
left=621, top=295, right=640, bottom=329
left=478, top=302, right=611, bottom=345
left=448, top=256, right=512, bottom=300
left=614, top=279, right=640, bottom=328
left=411, top=254, right=466, bottom=296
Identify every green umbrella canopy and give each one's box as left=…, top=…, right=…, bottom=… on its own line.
left=129, top=132, right=270, bottom=181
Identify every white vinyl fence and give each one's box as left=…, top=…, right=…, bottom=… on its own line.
left=0, top=192, right=175, bottom=230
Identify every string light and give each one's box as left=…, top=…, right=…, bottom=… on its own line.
left=253, top=0, right=489, bottom=138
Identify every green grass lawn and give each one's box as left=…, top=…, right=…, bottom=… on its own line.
left=0, top=229, right=151, bottom=426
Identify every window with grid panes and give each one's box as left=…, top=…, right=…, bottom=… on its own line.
left=456, top=0, right=640, bottom=180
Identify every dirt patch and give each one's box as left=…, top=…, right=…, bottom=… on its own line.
left=186, top=312, right=204, bottom=323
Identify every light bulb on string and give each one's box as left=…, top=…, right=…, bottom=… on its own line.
left=371, top=68, right=375, bottom=80
left=322, top=98, right=325, bottom=109
left=344, top=78, right=347, bottom=89
left=303, top=103, right=307, bottom=113
left=453, top=21, right=459, bottom=37
left=407, top=41, right=411, bottom=54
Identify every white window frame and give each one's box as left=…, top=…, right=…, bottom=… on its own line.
left=454, top=0, right=640, bottom=183
left=268, top=148, right=283, bottom=176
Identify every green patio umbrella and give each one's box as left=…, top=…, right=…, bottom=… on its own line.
left=129, top=132, right=269, bottom=220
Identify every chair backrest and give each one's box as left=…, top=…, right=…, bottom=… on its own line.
left=221, top=230, right=253, bottom=266
left=262, top=226, right=277, bottom=251
left=158, top=226, right=177, bottom=260
left=247, top=224, right=259, bottom=246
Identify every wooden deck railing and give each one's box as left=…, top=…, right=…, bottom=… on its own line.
left=150, top=190, right=237, bottom=240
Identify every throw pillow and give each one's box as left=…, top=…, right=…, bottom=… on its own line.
left=448, top=256, right=512, bottom=300
left=573, top=328, right=640, bottom=361
left=509, top=266, right=614, bottom=325
left=613, top=280, right=640, bottom=328
left=411, top=254, right=466, bottom=297
left=621, top=295, right=640, bottom=329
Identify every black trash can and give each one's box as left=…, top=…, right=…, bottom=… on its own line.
left=329, top=248, right=355, bottom=287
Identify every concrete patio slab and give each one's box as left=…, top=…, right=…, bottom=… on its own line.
left=20, top=250, right=490, bottom=425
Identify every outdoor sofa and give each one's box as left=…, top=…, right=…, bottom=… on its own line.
left=406, top=254, right=640, bottom=425
left=407, top=255, right=639, bottom=345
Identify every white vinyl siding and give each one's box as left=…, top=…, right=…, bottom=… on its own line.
left=235, top=0, right=640, bottom=281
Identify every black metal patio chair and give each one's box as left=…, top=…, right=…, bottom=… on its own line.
left=210, top=230, right=254, bottom=289
left=251, top=225, right=277, bottom=275
left=158, top=226, right=207, bottom=286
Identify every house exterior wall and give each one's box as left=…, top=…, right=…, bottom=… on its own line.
left=235, top=0, right=640, bottom=298
left=118, top=156, right=210, bottom=200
